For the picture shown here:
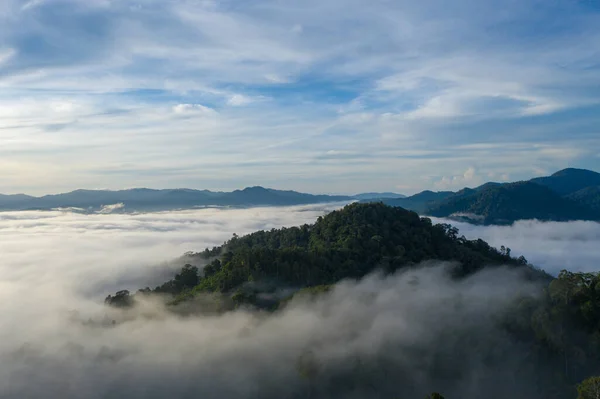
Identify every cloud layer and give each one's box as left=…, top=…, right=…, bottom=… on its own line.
left=434, top=217, right=600, bottom=274
left=0, top=0, right=599, bottom=194
left=0, top=204, right=343, bottom=297
left=0, top=205, right=599, bottom=397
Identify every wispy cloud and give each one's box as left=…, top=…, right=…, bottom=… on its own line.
left=0, top=0, right=598, bottom=194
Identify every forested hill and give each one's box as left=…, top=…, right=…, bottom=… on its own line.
left=426, top=181, right=596, bottom=224
left=365, top=168, right=600, bottom=224
left=187, top=202, right=533, bottom=294
left=530, top=168, right=600, bottom=195
left=107, top=203, right=537, bottom=308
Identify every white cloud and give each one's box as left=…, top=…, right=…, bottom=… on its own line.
left=0, top=204, right=585, bottom=398
left=21, top=0, right=44, bottom=11
left=0, top=48, right=15, bottom=65
left=227, top=94, right=254, bottom=106
left=0, top=98, right=87, bottom=119
left=0, top=204, right=342, bottom=296
left=0, top=0, right=597, bottom=194
left=434, top=167, right=483, bottom=190
left=98, top=202, right=125, bottom=214
left=172, top=103, right=216, bottom=115
left=432, top=217, right=600, bottom=275
left=405, top=94, right=464, bottom=120
left=264, top=74, right=291, bottom=83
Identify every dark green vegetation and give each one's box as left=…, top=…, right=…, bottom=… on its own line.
left=426, top=181, right=593, bottom=224
left=578, top=376, right=600, bottom=399
left=502, top=270, right=600, bottom=398
left=366, top=168, right=600, bottom=224
left=105, top=202, right=600, bottom=398
left=567, top=186, right=600, bottom=213
left=184, top=202, right=531, bottom=296
left=107, top=202, right=531, bottom=306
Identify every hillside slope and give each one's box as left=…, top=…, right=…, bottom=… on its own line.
left=530, top=168, right=600, bottom=195
left=565, top=186, right=600, bottom=213
left=426, top=181, right=598, bottom=224
left=359, top=168, right=600, bottom=224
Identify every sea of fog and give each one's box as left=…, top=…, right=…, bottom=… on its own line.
left=1, top=203, right=597, bottom=299
left=0, top=203, right=599, bottom=398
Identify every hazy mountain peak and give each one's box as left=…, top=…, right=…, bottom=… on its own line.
left=551, top=168, right=600, bottom=177
left=241, top=186, right=270, bottom=192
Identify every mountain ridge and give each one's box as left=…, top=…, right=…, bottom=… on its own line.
left=0, top=186, right=354, bottom=212
left=2, top=168, right=599, bottom=222
left=362, top=168, right=600, bottom=224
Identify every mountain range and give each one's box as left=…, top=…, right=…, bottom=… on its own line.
left=366, top=168, right=600, bottom=224
left=0, top=186, right=358, bottom=212
left=2, top=168, right=599, bottom=224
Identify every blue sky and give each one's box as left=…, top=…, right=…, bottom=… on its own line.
left=0, top=0, right=599, bottom=195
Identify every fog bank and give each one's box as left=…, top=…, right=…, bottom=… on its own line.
left=433, top=218, right=600, bottom=274
left=2, top=263, right=543, bottom=399
left=0, top=204, right=597, bottom=398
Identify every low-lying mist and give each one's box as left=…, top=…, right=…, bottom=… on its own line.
left=4, top=264, right=543, bottom=399
left=0, top=204, right=342, bottom=298
left=0, top=204, right=598, bottom=398
left=432, top=217, right=600, bottom=274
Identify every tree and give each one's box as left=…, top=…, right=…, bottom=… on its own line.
left=173, top=264, right=199, bottom=291
left=425, top=393, right=445, bottom=399
left=517, top=255, right=528, bottom=265
left=578, top=376, right=600, bottom=399
left=104, top=290, right=133, bottom=308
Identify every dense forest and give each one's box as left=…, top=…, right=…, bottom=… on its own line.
left=105, top=203, right=600, bottom=398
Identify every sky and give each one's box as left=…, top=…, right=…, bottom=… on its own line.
left=0, top=0, right=599, bottom=195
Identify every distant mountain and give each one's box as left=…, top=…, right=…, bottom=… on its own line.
left=530, top=168, right=600, bottom=195
left=352, top=192, right=406, bottom=200
left=565, top=185, right=600, bottom=213
left=5, top=167, right=600, bottom=222
left=427, top=181, right=597, bottom=224
left=0, top=187, right=352, bottom=212
left=0, top=193, right=35, bottom=207
left=360, top=168, right=600, bottom=224
left=361, top=190, right=454, bottom=213
left=473, top=182, right=503, bottom=191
